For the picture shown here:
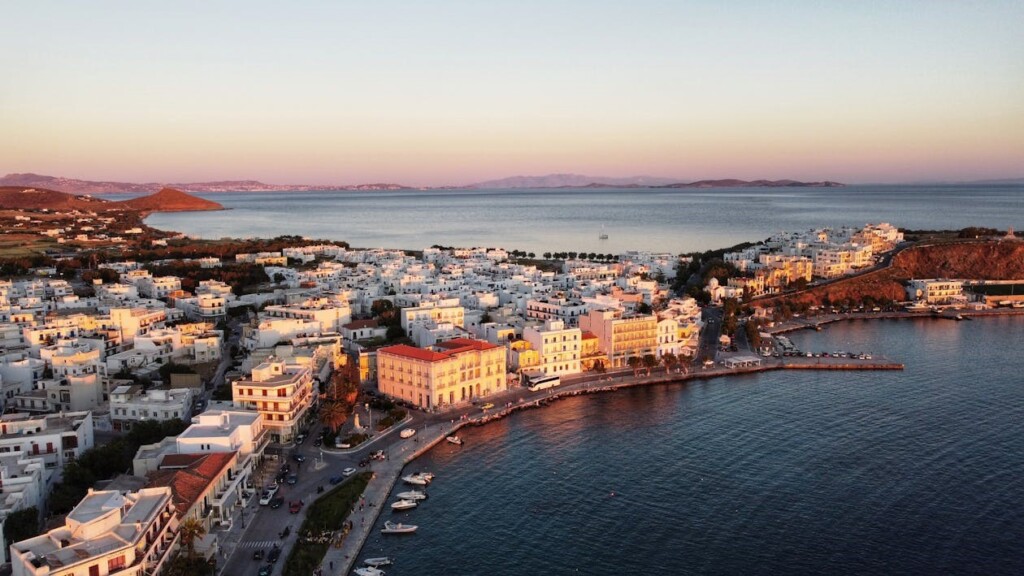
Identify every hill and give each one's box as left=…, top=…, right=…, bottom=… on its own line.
left=661, top=179, right=845, bottom=188
left=0, top=173, right=410, bottom=193
left=760, top=240, right=1024, bottom=309
left=469, top=174, right=681, bottom=189
left=115, top=188, right=223, bottom=212
left=0, top=186, right=111, bottom=210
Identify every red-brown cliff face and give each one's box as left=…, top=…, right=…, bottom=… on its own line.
left=761, top=240, right=1024, bottom=309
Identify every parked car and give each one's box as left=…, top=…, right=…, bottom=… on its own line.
left=258, top=486, right=278, bottom=506
left=286, top=473, right=298, bottom=485
left=481, top=402, right=495, bottom=410
left=370, top=450, right=385, bottom=461
left=291, top=453, right=306, bottom=463
left=400, top=428, right=416, bottom=439
left=289, top=500, right=304, bottom=514
left=268, top=546, right=281, bottom=563
left=312, top=437, right=322, bottom=447
left=296, top=433, right=306, bottom=444
left=258, top=564, right=272, bottom=576
left=329, top=475, right=344, bottom=485
left=269, top=497, right=284, bottom=509
left=342, top=467, right=357, bottom=477
left=253, top=549, right=264, bottom=561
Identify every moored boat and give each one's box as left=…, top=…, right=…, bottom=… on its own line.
left=353, top=568, right=385, bottom=576
left=381, top=520, right=418, bottom=534
left=391, top=499, right=418, bottom=510
left=364, top=557, right=394, bottom=567
left=396, top=490, right=427, bottom=501
left=402, top=474, right=428, bottom=486
left=446, top=435, right=463, bottom=445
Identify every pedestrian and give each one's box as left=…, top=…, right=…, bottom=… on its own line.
left=330, top=561, right=334, bottom=570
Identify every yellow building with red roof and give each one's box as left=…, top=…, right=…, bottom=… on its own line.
left=377, top=338, right=507, bottom=409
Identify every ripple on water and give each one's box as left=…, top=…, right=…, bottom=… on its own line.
left=364, top=318, right=1024, bottom=575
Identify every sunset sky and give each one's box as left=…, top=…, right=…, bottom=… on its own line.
left=2, top=1, right=1022, bottom=186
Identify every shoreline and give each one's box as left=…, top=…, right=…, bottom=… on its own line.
left=334, top=350, right=906, bottom=574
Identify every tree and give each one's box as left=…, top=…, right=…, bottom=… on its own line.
left=626, top=355, right=641, bottom=377
left=385, top=325, right=405, bottom=341
left=4, top=507, right=40, bottom=546
left=661, top=352, right=678, bottom=374
left=591, top=359, right=606, bottom=374
left=642, top=354, right=658, bottom=376
left=320, top=400, right=349, bottom=432
left=178, top=517, right=206, bottom=558
left=527, top=252, right=535, bottom=258
left=568, top=252, right=578, bottom=260
left=637, top=302, right=653, bottom=315
left=543, top=252, right=552, bottom=259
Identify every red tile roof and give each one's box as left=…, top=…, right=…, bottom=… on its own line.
left=145, top=452, right=236, bottom=514
left=343, top=318, right=380, bottom=330
left=379, top=344, right=450, bottom=362
left=581, top=331, right=599, bottom=340
left=381, top=338, right=498, bottom=363
left=436, top=338, right=499, bottom=351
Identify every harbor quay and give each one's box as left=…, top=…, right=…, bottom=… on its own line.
left=305, top=354, right=906, bottom=576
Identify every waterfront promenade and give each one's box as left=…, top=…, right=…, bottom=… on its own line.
left=315, top=352, right=903, bottom=576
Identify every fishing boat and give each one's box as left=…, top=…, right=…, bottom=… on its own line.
left=353, top=567, right=385, bottom=576
left=446, top=435, right=463, bottom=445
left=364, top=557, right=394, bottom=568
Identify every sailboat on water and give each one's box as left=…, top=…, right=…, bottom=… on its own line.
left=599, top=225, right=609, bottom=240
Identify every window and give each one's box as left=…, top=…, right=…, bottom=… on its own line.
left=108, top=555, right=126, bottom=572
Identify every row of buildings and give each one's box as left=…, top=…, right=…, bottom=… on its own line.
left=716, top=223, right=904, bottom=299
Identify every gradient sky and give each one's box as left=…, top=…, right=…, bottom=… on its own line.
left=2, top=1, right=1022, bottom=186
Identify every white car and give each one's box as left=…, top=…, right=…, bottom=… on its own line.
left=342, top=467, right=357, bottom=477
left=400, top=428, right=416, bottom=439
left=259, top=486, right=278, bottom=506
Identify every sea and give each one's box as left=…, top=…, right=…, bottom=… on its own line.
left=141, top=185, right=1024, bottom=254
left=141, top=185, right=1024, bottom=573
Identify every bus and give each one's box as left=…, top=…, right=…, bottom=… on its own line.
left=527, top=374, right=561, bottom=392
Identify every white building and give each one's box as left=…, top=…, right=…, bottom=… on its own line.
left=9, top=487, right=179, bottom=576
left=0, top=412, right=94, bottom=483
left=523, top=319, right=582, bottom=376
left=110, top=386, right=193, bottom=432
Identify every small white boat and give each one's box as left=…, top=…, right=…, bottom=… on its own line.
left=353, top=568, right=385, bottom=576
left=364, top=557, right=393, bottom=568
left=402, top=474, right=428, bottom=486
left=396, top=490, right=427, bottom=501
left=446, top=435, right=463, bottom=445
left=381, top=521, right=418, bottom=534
left=391, top=499, right=418, bottom=511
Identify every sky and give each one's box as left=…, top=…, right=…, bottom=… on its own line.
left=2, top=1, right=1023, bottom=186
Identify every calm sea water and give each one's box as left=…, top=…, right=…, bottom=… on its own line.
left=140, top=186, right=1024, bottom=573
left=141, top=185, right=1024, bottom=254
left=368, top=317, right=1024, bottom=575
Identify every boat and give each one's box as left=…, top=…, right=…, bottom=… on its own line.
left=391, top=499, right=418, bottom=510
left=396, top=490, right=428, bottom=501
left=353, top=568, right=385, bottom=576
left=402, top=474, right=429, bottom=486
left=446, top=435, right=463, bottom=445
left=599, top=224, right=608, bottom=240
left=364, top=557, right=394, bottom=568
left=381, top=521, right=418, bottom=534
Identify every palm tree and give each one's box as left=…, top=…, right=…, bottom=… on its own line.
left=642, top=354, right=658, bottom=376
left=626, top=355, right=641, bottom=377
left=320, top=400, right=348, bottom=432
left=661, top=352, right=678, bottom=374
left=178, top=517, right=206, bottom=559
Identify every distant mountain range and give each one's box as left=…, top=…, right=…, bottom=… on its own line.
left=0, top=173, right=410, bottom=194
left=0, top=172, right=852, bottom=194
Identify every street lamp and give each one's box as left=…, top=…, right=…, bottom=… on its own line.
left=365, top=403, right=372, bottom=434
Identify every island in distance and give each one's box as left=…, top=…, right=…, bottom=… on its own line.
left=0, top=172, right=843, bottom=194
